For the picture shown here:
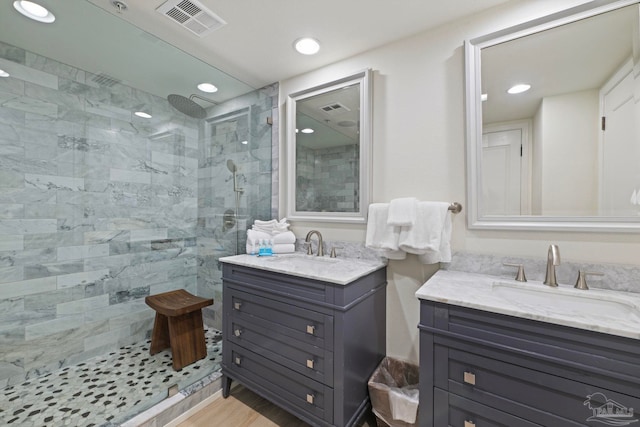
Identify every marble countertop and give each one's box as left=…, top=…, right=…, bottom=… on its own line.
left=220, top=253, right=386, bottom=285
left=416, top=270, right=640, bottom=340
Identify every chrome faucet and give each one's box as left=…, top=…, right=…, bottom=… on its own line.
left=305, top=230, right=324, bottom=256
left=543, top=244, right=560, bottom=287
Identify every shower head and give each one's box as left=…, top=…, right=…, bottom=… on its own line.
left=226, top=159, right=237, bottom=173
left=167, top=94, right=206, bottom=119
left=167, top=94, right=218, bottom=119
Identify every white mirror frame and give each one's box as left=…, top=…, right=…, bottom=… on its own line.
left=466, top=0, right=640, bottom=232
left=286, top=69, right=372, bottom=223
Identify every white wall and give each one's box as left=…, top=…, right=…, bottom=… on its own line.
left=532, top=103, right=543, bottom=214
left=278, top=0, right=640, bottom=364
left=539, top=90, right=599, bottom=215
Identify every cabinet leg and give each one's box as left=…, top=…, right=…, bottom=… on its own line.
left=222, top=375, right=232, bottom=398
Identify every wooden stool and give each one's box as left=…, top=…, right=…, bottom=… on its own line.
left=145, top=289, right=213, bottom=371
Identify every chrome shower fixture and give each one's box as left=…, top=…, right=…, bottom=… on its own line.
left=167, top=94, right=218, bottom=119
left=227, top=160, right=243, bottom=193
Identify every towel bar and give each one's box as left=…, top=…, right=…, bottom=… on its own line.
left=448, top=202, right=462, bottom=214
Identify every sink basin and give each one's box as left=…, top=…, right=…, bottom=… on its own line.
left=491, top=281, right=640, bottom=323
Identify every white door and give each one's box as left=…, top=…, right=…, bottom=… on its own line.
left=600, top=60, right=637, bottom=216
left=482, top=121, right=531, bottom=215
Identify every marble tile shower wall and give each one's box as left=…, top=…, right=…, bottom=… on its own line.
left=296, top=144, right=359, bottom=212
left=196, top=84, right=277, bottom=330
left=0, top=42, right=200, bottom=387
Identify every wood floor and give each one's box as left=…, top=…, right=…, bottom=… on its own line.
left=177, top=386, right=378, bottom=427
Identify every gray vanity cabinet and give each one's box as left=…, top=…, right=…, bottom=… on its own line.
left=419, top=300, right=640, bottom=426
left=221, top=263, right=387, bottom=427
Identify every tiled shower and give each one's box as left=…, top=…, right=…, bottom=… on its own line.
left=0, top=39, right=276, bottom=422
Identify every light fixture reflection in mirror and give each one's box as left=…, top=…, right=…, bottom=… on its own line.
left=465, top=0, right=640, bottom=232
left=286, top=70, right=372, bottom=223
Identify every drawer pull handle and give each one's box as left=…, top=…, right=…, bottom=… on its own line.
left=234, top=356, right=242, bottom=366
left=234, top=328, right=242, bottom=337
left=306, top=393, right=314, bottom=405
left=233, top=301, right=242, bottom=311
left=463, top=371, right=476, bottom=385
left=464, top=421, right=476, bottom=427
left=306, top=325, right=315, bottom=335
left=306, top=358, right=314, bottom=369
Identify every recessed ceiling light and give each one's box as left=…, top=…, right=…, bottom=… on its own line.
left=13, top=1, right=55, bottom=23
left=134, top=111, right=152, bottom=119
left=481, top=93, right=488, bottom=102
left=0, top=70, right=9, bottom=78
left=294, top=38, right=320, bottom=55
left=507, top=84, right=531, bottom=94
left=241, top=140, right=248, bottom=145
left=197, top=83, right=218, bottom=93
left=301, top=128, right=314, bottom=134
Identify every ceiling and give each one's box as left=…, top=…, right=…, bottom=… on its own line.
left=481, top=3, right=636, bottom=124
left=94, top=0, right=514, bottom=88
left=296, top=82, right=360, bottom=149
left=0, top=0, right=514, bottom=104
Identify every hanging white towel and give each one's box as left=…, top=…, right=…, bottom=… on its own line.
left=398, top=201, right=452, bottom=264
left=365, top=203, right=406, bottom=259
left=387, top=197, right=418, bottom=226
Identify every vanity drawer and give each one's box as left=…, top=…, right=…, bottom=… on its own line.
left=427, top=302, right=640, bottom=396
left=228, top=314, right=334, bottom=386
left=434, top=343, right=640, bottom=426
left=226, top=288, right=334, bottom=350
left=225, top=342, right=334, bottom=424
left=434, top=388, right=542, bottom=427
left=223, top=263, right=335, bottom=304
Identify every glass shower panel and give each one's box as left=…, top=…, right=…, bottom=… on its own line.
left=196, top=85, right=276, bottom=330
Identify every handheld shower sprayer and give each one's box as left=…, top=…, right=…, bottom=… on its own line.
left=226, top=159, right=243, bottom=255
left=227, top=160, right=243, bottom=193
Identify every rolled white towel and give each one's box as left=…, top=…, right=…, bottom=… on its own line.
left=273, top=243, right=295, bottom=254
left=274, top=231, right=295, bottom=244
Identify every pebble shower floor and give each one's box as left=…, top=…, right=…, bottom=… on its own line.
left=0, top=328, right=222, bottom=426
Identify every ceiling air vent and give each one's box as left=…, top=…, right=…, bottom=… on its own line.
left=320, top=102, right=351, bottom=115
left=156, top=0, right=226, bottom=37
left=91, top=73, right=121, bottom=87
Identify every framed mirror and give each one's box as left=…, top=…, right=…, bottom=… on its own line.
left=465, top=0, right=640, bottom=231
left=286, top=69, right=372, bottom=223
